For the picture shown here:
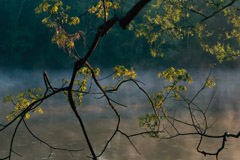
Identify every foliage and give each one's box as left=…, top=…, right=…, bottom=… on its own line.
left=103, top=66, right=137, bottom=91
left=88, top=0, right=120, bottom=19
left=112, top=66, right=137, bottom=80
left=35, top=0, right=82, bottom=58
left=62, top=67, right=100, bottom=104
left=139, top=67, right=195, bottom=138
left=1, top=0, right=237, bottom=69
left=3, top=88, right=43, bottom=121
left=133, top=0, right=240, bottom=61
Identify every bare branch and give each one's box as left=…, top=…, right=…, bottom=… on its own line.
left=23, top=119, right=84, bottom=154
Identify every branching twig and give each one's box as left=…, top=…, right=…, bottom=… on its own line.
left=23, top=119, right=84, bottom=154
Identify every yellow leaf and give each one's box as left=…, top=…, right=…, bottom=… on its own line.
left=25, top=113, right=30, bottom=119
left=38, top=108, right=44, bottom=114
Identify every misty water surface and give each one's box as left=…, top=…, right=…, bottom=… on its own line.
left=1, top=69, right=240, bottom=160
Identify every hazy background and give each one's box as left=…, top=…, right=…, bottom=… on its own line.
left=1, top=69, right=240, bottom=159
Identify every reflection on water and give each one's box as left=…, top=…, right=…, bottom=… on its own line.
left=1, top=69, right=240, bottom=160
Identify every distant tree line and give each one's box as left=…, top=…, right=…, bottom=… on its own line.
left=0, top=0, right=237, bottom=69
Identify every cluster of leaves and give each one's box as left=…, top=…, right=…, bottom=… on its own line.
left=138, top=113, right=160, bottom=138
left=112, top=66, right=137, bottom=80
left=205, top=77, right=216, bottom=88
left=88, top=0, right=120, bottom=19
left=62, top=67, right=100, bottom=105
left=158, top=67, right=192, bottom=97
left=3, top=88, right=43, bottom=121
left=199, top=1, right=240, bottom=62
left=133, top=0, right=240, bottom=61
left=104, top=66, right=137, bottom=90
left=138, top=67, right=193, bottom=138
left=35, top=0, right=81, bottom=57
left=132, top=0, right=192, bottom=57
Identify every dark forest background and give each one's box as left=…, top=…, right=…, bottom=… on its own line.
left=0, top=0, right=238, bottom=70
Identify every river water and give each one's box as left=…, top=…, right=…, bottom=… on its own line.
left=0, top=68, right=240, bottom=160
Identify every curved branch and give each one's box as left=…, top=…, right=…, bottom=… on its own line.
left=67, top=64, right=97, bottom=159
left=0, top=87, right=68, bottom=132
left=200, top=0, right=237, bottom=23
left=86, top=62, right=121, bottom=158
left=23, top=119, right=84, bottom=154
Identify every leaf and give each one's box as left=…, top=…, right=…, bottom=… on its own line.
left=25, top=113, right=30, bottom=119
left=38, top=108, right=44, bottom=114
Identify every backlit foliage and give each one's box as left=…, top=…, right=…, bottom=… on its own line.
left=62, top=67, right=100, bottom=105
left=35, top=0, right=81, bottom=58
left=104, top=66, right=137, bottom=90
left=88, top=0, right=120, bottom=19
left=3, top=88, right=43, bottom=121
left=139, top=67, right=193, bottom=138
left=138, top=67, right=216, bottom=138
left=112, top=66, right=137, bottom=81
left=205, top=77, right=216, bottom=88
left=133, top=0, right=240, bottom=61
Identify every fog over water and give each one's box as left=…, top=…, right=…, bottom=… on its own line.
left=1, top=68, right=240, bottom=160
